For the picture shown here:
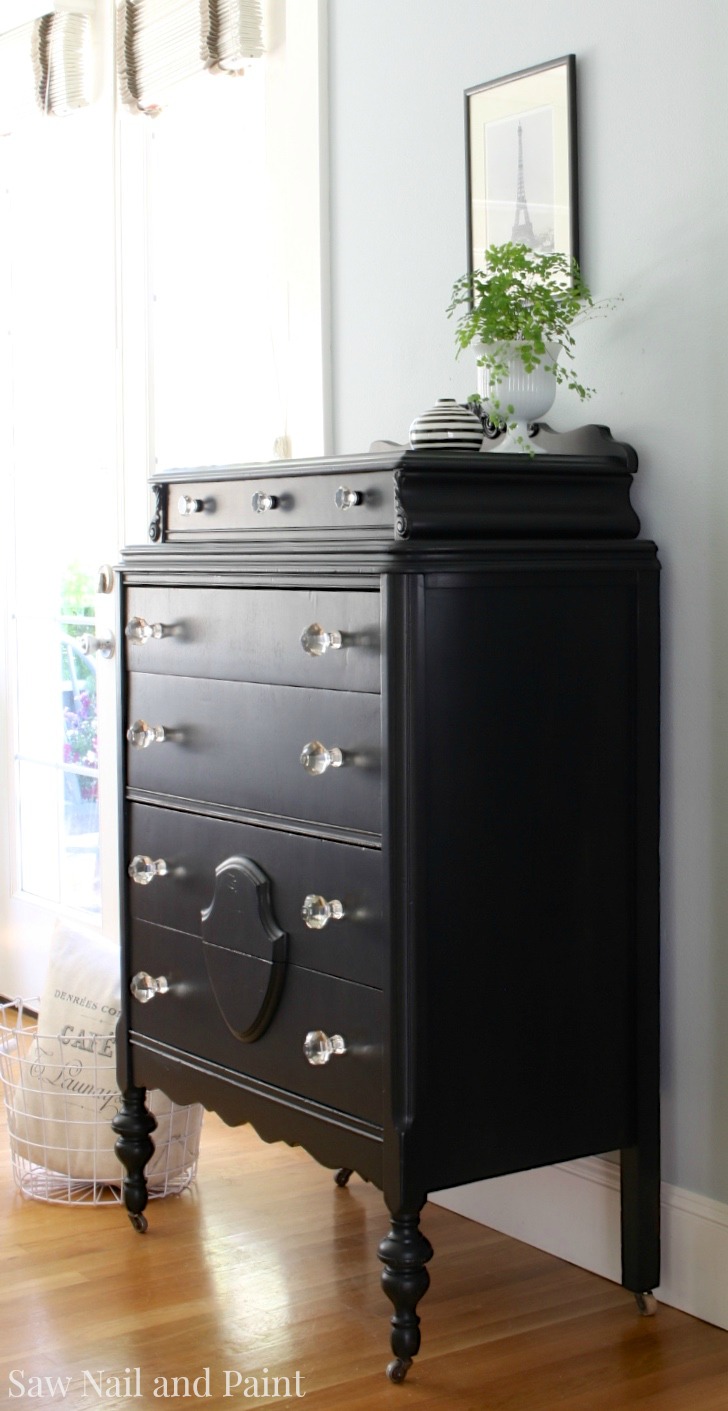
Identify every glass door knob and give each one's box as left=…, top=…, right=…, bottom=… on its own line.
left=79, top=630, right=115, bottom=659
left=128, top=855, right=168, bottom=886
left=300, top=623, right=343, bottom=657
left=303, top=1030, right=346, bottom=1065
left=130, top=972, right=170, bottom=1003
left=302, top=895, right=344, bottom=929
left=300, top=741, right=343, bottom=775
left=127, top=719, right=166, bottom=749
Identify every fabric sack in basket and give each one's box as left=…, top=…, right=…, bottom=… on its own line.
left=9, top=924, right=202, bottom=1185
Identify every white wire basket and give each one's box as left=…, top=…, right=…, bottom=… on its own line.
left=0, top=1001, right=203, bottom=1206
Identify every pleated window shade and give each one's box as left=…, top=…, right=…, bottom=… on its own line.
left=37, top=12, right=94, bottom=115
left=117, top=0, right=263, bottom=115
left=0, top=11, right=94, bottom=133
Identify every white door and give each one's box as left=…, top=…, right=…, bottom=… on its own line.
left=0, top=0, right=329, bottom=1000
left=0, top=102, right=121, bottom=997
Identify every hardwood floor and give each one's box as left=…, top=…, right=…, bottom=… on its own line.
left=1, top=1104, right=728, bottom=1409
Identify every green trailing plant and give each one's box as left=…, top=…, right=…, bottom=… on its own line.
left=447, top=241, right=614, bottom=441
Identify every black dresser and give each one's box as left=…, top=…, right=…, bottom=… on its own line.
left=113, top=434, right=660, bottom=1382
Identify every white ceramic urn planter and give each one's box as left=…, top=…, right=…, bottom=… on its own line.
left=476, top=340, right=560, bottom=453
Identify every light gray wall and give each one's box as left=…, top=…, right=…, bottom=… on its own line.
left=328, top=0, right=728, bottom=1203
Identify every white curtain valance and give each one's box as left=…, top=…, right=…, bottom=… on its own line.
left=117, top=0, right=263, bottom=115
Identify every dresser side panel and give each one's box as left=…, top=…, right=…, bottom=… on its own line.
left=415, top=562, right=658, bottom=1189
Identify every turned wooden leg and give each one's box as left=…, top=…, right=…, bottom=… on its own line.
left=378, top=1207, right=433, bottom=1382
left=112, top=1085, right=157, bottom=1233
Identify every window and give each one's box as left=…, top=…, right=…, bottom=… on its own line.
left=146, top=67, right=283, bottom=470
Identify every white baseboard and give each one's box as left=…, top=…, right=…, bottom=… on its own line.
left=432, top=1157, right=728, bottom=1332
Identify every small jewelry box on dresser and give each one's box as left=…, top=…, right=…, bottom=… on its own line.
left=112, top=429, right=660, bottom=1383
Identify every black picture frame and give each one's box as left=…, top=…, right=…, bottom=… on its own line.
left=465, top=55, right=579, bottom=277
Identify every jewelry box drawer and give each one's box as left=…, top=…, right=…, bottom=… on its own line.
left=126, top=675, right=382, bottom=836
left=164, top=469, right=393, bottom=537
left=127, top=803, right=384, bottom=988
left=124, top=586, right=381, bottom=694
left=129, top=920, right=383, bottom=1125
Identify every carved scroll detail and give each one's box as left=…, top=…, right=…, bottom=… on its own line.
left=148, top=484, right=165, bottom=543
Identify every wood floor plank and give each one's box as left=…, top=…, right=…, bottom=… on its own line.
left=1, top=1102, right=727, bottom=1409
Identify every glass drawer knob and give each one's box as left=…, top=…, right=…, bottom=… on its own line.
left=335, top=485, right=362, bottom=511
left=128, top=855, right=168, bottom=886
left=302, top=895, right=345, bottom=930
left=252, top=491, right=278, bottom=513
left=300, top=623, right=343, bottom=657
left=125, top=616, right=165, bottom=644
left=300, top=740, right=343, bottom=775
left=127, top=719, right=166, bottom=749
left=303, top=1030, right=346, bottom=1065
left=130, top=971, right=170, bottom=1003
left=178, top=494, right=204, bottom=516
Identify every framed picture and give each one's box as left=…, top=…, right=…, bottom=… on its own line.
left=465, top=55, right=578, bottom=275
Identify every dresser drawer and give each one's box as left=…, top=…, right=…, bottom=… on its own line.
left=129, top=920, right=383, bottom=1125
left=127, top=804, right=384, bottom=987
left=124, top=586, right=381, bottom=694
left=126, top=675, right=381, bottom=835
left=164, top=469, right=393, bottom=537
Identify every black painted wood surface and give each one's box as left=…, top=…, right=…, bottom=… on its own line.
left=129, top=919, right=384, bottom=1125
left=153, top=438, right=642, bottom=542
left=116, top=440, right=660, bottom=1378
left=416, top=574, right=641, bottom=1184
left=127, top=803, right=383, bottom=987
left=126, top=674, right=382, bottom=836
left=124, top=585, right=381, bottom=693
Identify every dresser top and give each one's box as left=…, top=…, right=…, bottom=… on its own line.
left=140, top=430, right=644, bottom=552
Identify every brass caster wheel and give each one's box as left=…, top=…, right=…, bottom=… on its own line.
left=129, top=1212, right=148, bottom=1234
left=386, top=1358, right=412, bottom=1383
left=334, top=1167, right=353, bottom=1188
left=634, top=1291, right=657, bottom=1316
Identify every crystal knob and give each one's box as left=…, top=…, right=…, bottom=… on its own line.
left=78, top=630, right=115, bottom=659
left=303, top=1030, right=346, bottom=1065
left=300, top=623, right=343, bottom=657
left=335, top=485, right=362, bottom=511
left=127, top=719, right=166, bottom=749
left=302, top=894, right=345, bottom=929
left=178, top=494, right=204, bottom=516
left=125, top=616, right=165, bottom=644
left=130, top=971, right=170, bottom=1003
left=300, top=740, right=343, bottom=775
left=128, top=855, right=168, bottom=886
left=251, top=491, right=278, bottom=514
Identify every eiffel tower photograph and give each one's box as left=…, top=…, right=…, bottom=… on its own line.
left=484, top=105, right=556, bottom=253
left=466, top=57, right=577, bottom=272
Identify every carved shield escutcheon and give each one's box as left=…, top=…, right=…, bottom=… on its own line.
left=201, top=856, right=288, bottom=1042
